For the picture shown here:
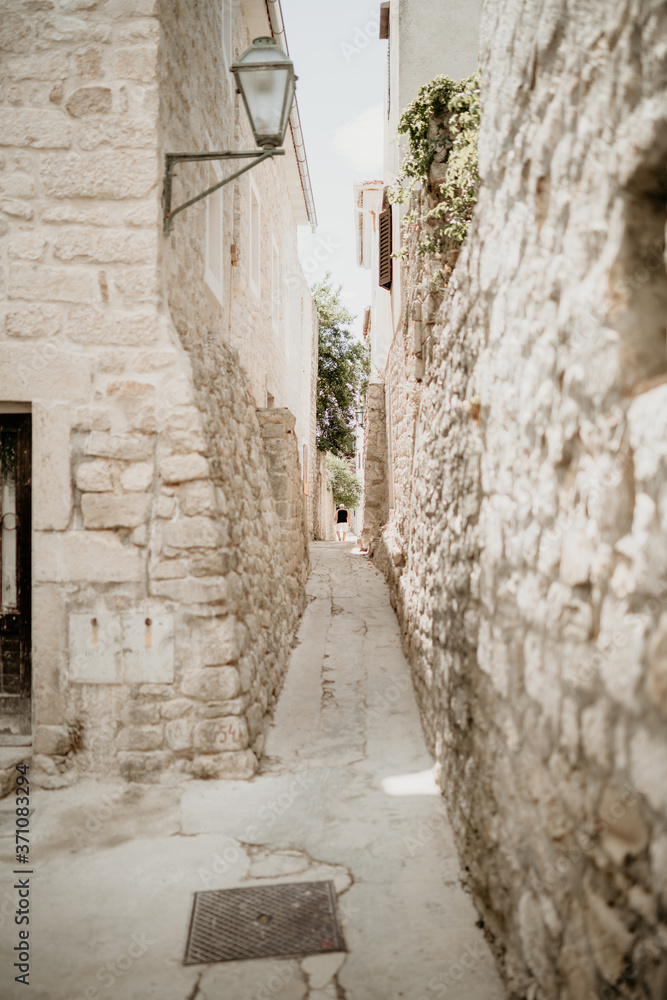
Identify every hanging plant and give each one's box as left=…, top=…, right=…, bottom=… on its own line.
left=389, top=71, right=481, bottom=258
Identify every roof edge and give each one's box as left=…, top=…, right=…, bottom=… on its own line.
left=265, top=0, right=318, bottom=232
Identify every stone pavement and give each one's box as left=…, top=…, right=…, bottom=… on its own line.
left=0, top=542, right=504, bottom=1000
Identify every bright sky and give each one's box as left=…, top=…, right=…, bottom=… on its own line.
left=280, top=0, right=386, bottom=338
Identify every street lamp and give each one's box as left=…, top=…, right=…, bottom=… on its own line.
left=232, top=36, right=296, bottom=149
left=355, top=405, right=366, bottom=426
left=163, top=37, right=296, bottom=234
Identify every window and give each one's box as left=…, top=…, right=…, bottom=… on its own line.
left=379, top=206, right=392, bottom=290
left=222, top=0, right=232, bottom=69
left=205, top=162, right=224, bottom=304
left=249, top=176, right=260, bottom=296
left=271, top=237, right=280, bottom=333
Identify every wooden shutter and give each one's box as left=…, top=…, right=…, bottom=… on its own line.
left=379, top=1, right=390, bottom=39
left=378, top=207, right=392, bottom=290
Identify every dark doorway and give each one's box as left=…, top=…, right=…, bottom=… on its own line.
left=0, top=414, right=31, bottom=741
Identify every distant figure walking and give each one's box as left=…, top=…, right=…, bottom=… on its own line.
left=335, top=504, right=349, bottom=541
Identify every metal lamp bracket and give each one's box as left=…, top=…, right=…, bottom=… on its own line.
left=163, top=148, right=284, bottom=235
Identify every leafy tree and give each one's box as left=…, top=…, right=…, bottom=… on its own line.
left=314, top=275, right=369, bottom=456
left=326, top=454, right=362, bottom=509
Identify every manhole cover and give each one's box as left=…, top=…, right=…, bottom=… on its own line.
left=183, top=879, right=345, bottom=965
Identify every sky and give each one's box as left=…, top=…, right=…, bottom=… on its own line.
left=279, top=0, right=387, bottom=338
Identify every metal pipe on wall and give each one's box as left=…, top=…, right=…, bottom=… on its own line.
left=265, top=0, right=318, bottom=232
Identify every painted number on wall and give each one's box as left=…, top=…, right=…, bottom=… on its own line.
left=215, top=720, right=244, bottom=748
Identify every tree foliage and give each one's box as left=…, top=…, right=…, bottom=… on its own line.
left=314, top=275, right=369, bottom=456
left=326, top=454, right=362, bottom=509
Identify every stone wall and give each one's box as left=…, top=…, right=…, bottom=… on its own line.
left=0, top=0, right=313, bottom=788
left=256, top=407, right=309, bottom=592
left=359, top=381, right=389, bottom=550
left=376, top=0, right=667, bottom=995
left=313, top=450, right=335, bottom=541
left=370, top=208, right=444, bottom=585
left=307, top=309, right=319, bottom=535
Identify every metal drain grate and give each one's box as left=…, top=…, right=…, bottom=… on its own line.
left=183, top=879, right=345, bottom=965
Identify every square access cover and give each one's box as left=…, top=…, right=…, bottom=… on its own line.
left=184, top=879, right=345, bottom=965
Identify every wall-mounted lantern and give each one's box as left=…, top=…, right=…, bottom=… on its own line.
left=163, top=37, right=296, bottom=235
left=355, top=406, right=366, bottom=426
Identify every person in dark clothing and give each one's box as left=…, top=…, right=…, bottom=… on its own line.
left=335, top=504, right=349, bottom=541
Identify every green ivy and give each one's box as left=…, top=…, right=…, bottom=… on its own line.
left=390, top=71, right=481, bottom=256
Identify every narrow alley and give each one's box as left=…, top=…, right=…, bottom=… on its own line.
left=2, top=1, right=665, bottom=995
left=0, top=543, right=503, bottom=1000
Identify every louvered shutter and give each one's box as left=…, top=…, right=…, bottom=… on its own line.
left=378, top=207, right=392, bottom=290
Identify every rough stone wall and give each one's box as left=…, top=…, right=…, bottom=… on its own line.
left=382, top=0, right=667, bottom=995
left=371, top=204, right=445, bottom=591
left=359, top=381, right=389, bottom=550
left=0, top=0, right=311, bottom=788
left=256, top=407, right=309, bottom=588
left=366, top=187, right=451, bottom=564
left=313, top=450, right=335, bottom=541
left=307, top=309, right=319, bottom=536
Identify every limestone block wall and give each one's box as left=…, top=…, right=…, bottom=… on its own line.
left=256, top=407, right=309, bottom=595
left=359, top=381, right=389, bottom=550
left=154, top=0, right=312, bottom=772
left=0, top=0, right=312, bottom=788
left=379, top=0, right=667, bottom=995
left=313, top=450, right=334, bottom=542
left=371, top=220, right=442, bottom=590
left=307, top=310, right=319, bottom=535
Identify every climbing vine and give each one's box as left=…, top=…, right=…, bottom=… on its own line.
left=390, top=71, right=481, bottom=258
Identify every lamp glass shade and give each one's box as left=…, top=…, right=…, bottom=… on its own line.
left=232, top=37, right=296, bottom=149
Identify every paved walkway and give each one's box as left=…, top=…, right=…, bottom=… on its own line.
left=0, top=542, right=504, bottom=1000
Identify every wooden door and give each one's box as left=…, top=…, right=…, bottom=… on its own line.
left=0, top=415, right=31, bottom=740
